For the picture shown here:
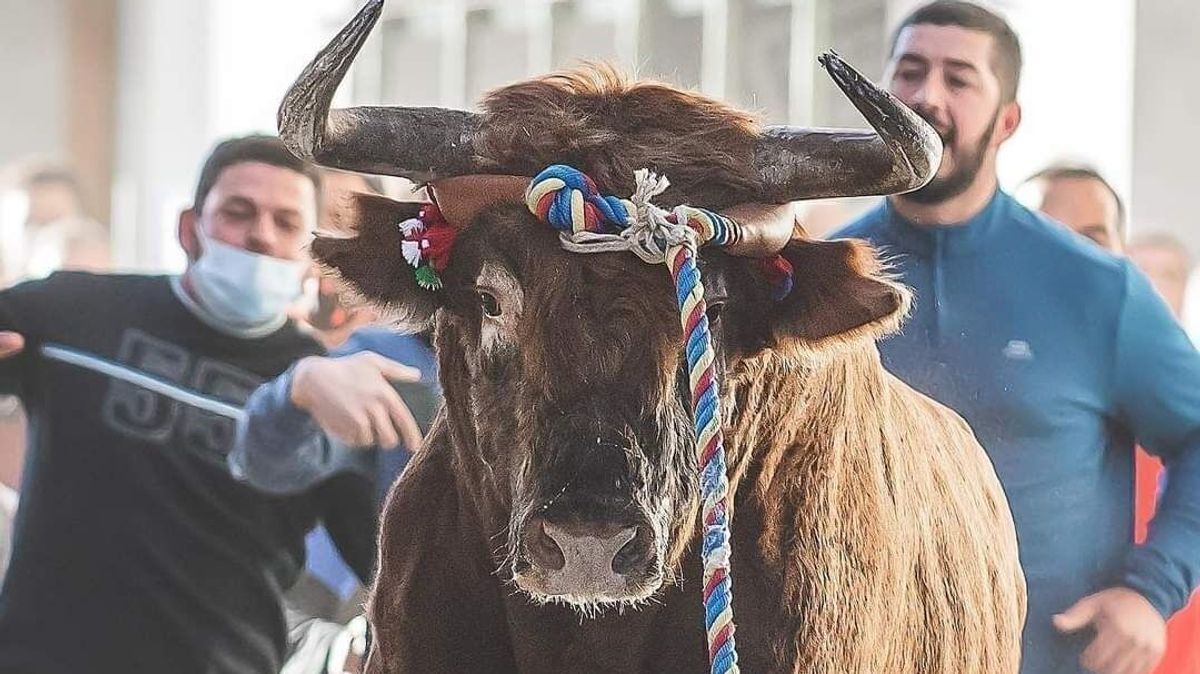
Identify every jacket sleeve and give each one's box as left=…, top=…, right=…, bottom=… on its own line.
left=0, top=276, right=60, bottom=398
left=1114, top=261, right=1200, bottom=618
left=229, top=363, right=371, bottom=495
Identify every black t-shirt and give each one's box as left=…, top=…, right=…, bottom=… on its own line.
left=0, top=272, right=375, bottom=674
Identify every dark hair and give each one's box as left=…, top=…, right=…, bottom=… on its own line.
left=1025, top=164, right=1126, bottom=238
left=192, top=135, right=322, bottom=212
left=889, top=1, right=1023, bottom=102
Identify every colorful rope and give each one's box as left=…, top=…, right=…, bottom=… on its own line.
left=526, top=165, right=745, bottom=252
left=527, top=164, right=753, bottom=674
left=670, top=242, right=739, bottom=674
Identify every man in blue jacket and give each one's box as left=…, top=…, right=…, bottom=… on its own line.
left=237, top=326, right=439, bottom=674
left=834, top=3, right=1200, bottom=674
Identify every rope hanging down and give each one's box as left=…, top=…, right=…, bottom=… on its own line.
left=526, top=164, right=742, bottom=674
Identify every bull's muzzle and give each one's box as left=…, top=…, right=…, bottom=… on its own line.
left=516, top=513, right=658, bottom=602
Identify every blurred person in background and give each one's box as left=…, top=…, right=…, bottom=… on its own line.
left=0, top=164, right=114, bottom=585
left=1128, top=233, right=1199, bottom=674
left=1128, top=234, right=1192, bottom=319
left=274, top=327, right=439, bottom=674
left=12, top=166, right=110, bottom=281
left=288, top=169, right=389, bottom=350
left=234, top=168, right=432, bottom=501
left=271, top=168, right=442, bottom=674
left=0, top=135, right=380, bottom=674
left=834, top=3, right=1200, bottom=673
left=1030, top=164, right=1200, bottom=674
left=1022, top=163, right=1126, bottom=252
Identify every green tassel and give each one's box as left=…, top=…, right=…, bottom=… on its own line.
left=414, top=264, right=443, bottom=291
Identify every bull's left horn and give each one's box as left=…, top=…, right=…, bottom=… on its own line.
left=278, top=0, right=484, bottom=182
left=753, top=51, right=943, bottom=202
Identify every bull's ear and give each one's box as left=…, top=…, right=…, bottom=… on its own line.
left=310, top=193, right=440, bottom=329
left=767, top=237, right=910, bottom=350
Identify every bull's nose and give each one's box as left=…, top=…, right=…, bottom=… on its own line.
left=543, top=521, right=638, bottom=576
left=521, top=516, right=649, bottom=594
left=524, top=517, right=566, bottom=571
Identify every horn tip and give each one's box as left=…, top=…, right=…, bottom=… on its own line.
left=348, top=0, right=386, bottom=37
left=817, top=50, right=863, bottom=91
left=816, top=49, right=845, bottom=69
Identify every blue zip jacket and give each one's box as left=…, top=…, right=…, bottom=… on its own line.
left=835, top=190, right=1200, bottom=674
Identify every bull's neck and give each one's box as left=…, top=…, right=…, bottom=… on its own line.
left=706, top=343, right=895, bottom=672
left=721, top=341, right=889, bottom=505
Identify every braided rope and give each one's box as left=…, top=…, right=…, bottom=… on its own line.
left=527, top=164, right=742, bottom=674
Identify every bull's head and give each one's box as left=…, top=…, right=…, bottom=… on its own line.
left=280, top=0, right=940, bottom=611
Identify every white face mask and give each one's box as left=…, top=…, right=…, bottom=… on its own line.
left=188, top=227, right=307, bottom=330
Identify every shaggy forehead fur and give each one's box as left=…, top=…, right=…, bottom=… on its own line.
left=475, top=64, right=763, bottom=209
left=444, top=202, right=697, bottom=394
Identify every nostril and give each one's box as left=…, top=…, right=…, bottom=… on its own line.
left=611, top=527, right=647, bottom=575
left=525, top=518, right=565, bottom=571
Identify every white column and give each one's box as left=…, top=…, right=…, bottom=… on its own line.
left=1132, top=0, right=1200, bottom=246
left=112, top=0, right=212, bottom=272
left=700, top=0, right=730, bottom=97
left=0, top=0, right=68, bottom=164
left=112, top=0, right=353, bottom=272
left=788, top=0, right=822, bottom=125
left=1134, top=0, right=1200, bottom=337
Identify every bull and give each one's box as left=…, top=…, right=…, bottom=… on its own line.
left=278, top=2, right=1026, bottom=672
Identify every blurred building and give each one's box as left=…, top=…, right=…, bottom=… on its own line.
left=0, top=0, right=1195, bottom=264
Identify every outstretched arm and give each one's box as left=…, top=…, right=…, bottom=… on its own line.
left=230, top=352, right=423, bottom=494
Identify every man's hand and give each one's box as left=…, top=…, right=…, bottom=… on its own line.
left=290, top=352, right=423, bottom=450
left=1054, top=587, right=1166, bottom=674
left=0, top=331, right=24, bottom=359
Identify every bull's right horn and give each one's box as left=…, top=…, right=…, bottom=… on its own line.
left=278, top=0, right=484, bottom=182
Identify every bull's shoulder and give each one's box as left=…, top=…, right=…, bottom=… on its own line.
left=881, top=371, right=977, bottom=443
left=878, top=371, right=1010, bottom=502
left=367, top=433, right=519, bottom=673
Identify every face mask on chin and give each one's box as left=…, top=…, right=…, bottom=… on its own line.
left=186, top=226, right=308, bottom=331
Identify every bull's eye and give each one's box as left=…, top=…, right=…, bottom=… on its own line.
left=706, top=300, right=726, bottom=324
left=479, top=290, right=502, bottom=317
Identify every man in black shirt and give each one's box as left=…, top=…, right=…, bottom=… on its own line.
left=0, top=136, right=377, bottom=674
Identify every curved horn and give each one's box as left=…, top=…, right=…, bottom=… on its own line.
left=278, top=0, right=483, bottom=181
left=755, top=51, right=943, bottom=202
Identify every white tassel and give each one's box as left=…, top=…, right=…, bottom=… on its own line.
left=398, top=217, right=425, bottom=236
left=401, top=240, right=422, bottom=268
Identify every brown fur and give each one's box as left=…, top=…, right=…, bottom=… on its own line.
left=476, top=65, right=762, bottom=209
left=312, top=65, right=1026, bottom=674
left=722, top=347, right=1026, bottom=673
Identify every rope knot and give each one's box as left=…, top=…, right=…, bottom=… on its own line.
left=625, top=169, right=701, bottom=261
left=524, top=164, right=632, bottom=236
left=526, top=165, right=719, bottom=264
